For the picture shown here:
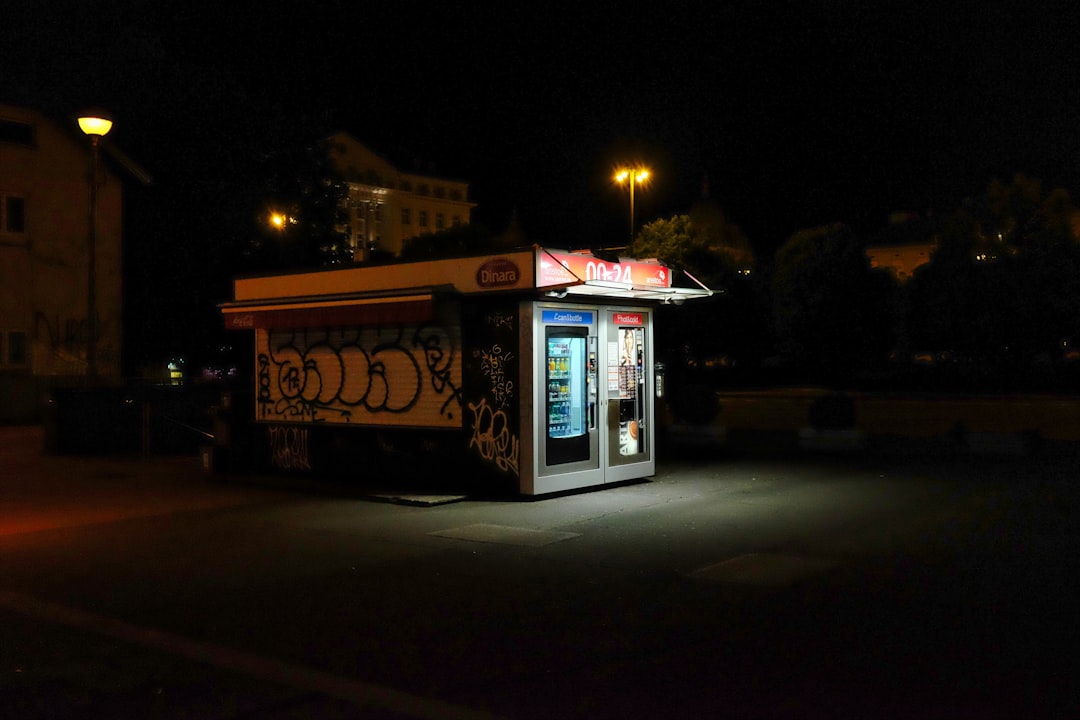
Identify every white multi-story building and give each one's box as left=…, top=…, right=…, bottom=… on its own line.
left=323, top=132, right=475, bottom=260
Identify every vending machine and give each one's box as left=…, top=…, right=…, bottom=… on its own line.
left=530, top=304, right=656, bottom=494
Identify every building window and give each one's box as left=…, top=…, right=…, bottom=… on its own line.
left=450, top=189, right=463, bottom=201
left=0, top=119, right=34, bottom=146
left=436, top=213, right=445, bottom=229
left=452, top=215, right=462, bottom=227
left=434, top=186, right=446, bottom=199
left=402, top=208, right=411, bottom=225
left=1, top=194, right=26, bottom=235
left=7, top=331, right=26, bottom=365
left=1, top=330, right=28, bottom=367
left=400, top=180, right=412, bottom=192
left=418, top=184, right=429, bottom=196
left=419, top=210, right=428, bottom=228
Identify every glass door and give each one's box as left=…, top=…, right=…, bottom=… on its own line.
left=606, top=309, right=652, bottom=473
left=545, top=326, right=590, bottom=466
left=617, top=325, right=645, bottom=457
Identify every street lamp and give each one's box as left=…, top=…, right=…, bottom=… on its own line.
left=614, top=167, right=650, bottom=243
left=78, top=109, right=113, bottom=379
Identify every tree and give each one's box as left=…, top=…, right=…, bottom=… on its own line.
left=627, top=213, right=752, bottom=291
left=627, top=214, right=770, bottom=371
left=904, top=175, right=1080, bottom=369
left=244, top=137, right=352, bottom=270
left=399, top=222, right=503, bottom=261
left=771, top=223, right=898, bottom=381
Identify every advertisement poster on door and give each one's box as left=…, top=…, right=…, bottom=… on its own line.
left=617, top=323, right=644, bottom=456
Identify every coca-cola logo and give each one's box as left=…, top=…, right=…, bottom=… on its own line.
left=476, top=258, right=521, bottom=288
left=226, top=313, right=256, bottom=329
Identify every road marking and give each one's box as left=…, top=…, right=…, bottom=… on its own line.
left=687, top=553, right=839, bottom=587
left=0, top=590, right=504, bottom=720
left=429, top=523, right=580, bottom=546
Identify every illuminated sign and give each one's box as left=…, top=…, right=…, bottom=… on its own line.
left=613, top=312, right=644, bottom=326
left=537, top=249, right=671, bottom=289
left=542, top=309, right=594, bottom=325
left=476, top=258, right=521, bottom=288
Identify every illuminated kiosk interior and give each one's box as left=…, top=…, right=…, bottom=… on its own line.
left=219, top=246, right=712, bottom=496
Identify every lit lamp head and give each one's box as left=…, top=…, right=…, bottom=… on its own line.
left=614, top=168, right=650, bottom=184
left=77, top=111, right=113, bottom=138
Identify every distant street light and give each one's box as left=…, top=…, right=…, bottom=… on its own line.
left=614, top=167, right=650, bottom=244
left=78, top=109, right=113, bottom=379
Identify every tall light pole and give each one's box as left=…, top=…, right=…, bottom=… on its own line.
left=614, top=167, right=650, bottom=244
left=78, top=110, right=113, bottom=379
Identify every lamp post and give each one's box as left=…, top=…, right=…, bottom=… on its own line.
left=78, top=110, right=113, bottom=380
left=614, top=167, right=650, bottom=244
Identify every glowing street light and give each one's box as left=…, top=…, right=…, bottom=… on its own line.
left=77, top=109, right=113, bottom=379
left=614, top=167, right=650, bottom=243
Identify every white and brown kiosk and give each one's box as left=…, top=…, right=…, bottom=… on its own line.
left=218, top=246, right=711, bottom=496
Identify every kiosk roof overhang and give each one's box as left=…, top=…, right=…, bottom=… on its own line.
left=220, top=246, right=716, bottom=330
left=220, top=287, right=448, bottom=330
left=534, top=247, right=714, bottom=304
left=542, top=281, right=713, bottom=304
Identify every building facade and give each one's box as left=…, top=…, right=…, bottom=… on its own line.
left=865, top=241, right=937, bottom=282
left=323, top=132, right=475, bottom=260
left=0, top=103, right=125, bottom=421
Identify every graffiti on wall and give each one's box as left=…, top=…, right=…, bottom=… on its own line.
left=256, top=325, right=462, bottom=427
left=466, top=308, right=520, bottom=476
left=33, top=311, right=120, bottom=371
left=478, top=341, right=514, bottom=410
left=267, top=425, right=311, bottom=470
left=467, top=397, right=519, bottom=476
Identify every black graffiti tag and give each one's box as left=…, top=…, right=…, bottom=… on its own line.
left=257, top=326, right=459, bottom=424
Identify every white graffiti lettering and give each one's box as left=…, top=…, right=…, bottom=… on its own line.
left=267, top=425, right=311, bottom=471
left=479, top=343, right=514, bottom=410
left=467, top=398, right=520, bottom=476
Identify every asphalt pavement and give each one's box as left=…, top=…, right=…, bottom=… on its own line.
left=2, top=424, right=1078, bottom=719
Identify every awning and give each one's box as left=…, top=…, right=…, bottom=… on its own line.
left=535, top=247, right=717, bottom=303
left=220, top=291, right=440, bottom=330
left=544, top=280, right=714, bottom=304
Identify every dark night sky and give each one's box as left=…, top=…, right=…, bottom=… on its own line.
left=5, top=0, right=1080, bottom=258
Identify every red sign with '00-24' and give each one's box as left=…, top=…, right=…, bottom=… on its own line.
left=537, top=250, right=670, bottom=289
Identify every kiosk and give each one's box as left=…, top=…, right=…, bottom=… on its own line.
left=218, top=246, right=711, bottom=496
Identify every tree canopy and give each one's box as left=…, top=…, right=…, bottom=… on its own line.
left=904, top=174, right=1080, bottom=368
left=771, top=222, right=898, bottom=378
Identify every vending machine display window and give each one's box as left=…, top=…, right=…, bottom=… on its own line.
left=545, top=327, right=587, bottom=464
left=617, top=325, right=645, bottom=457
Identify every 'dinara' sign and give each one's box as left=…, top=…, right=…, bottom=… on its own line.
left=476, top=258, right=521, bottom=288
